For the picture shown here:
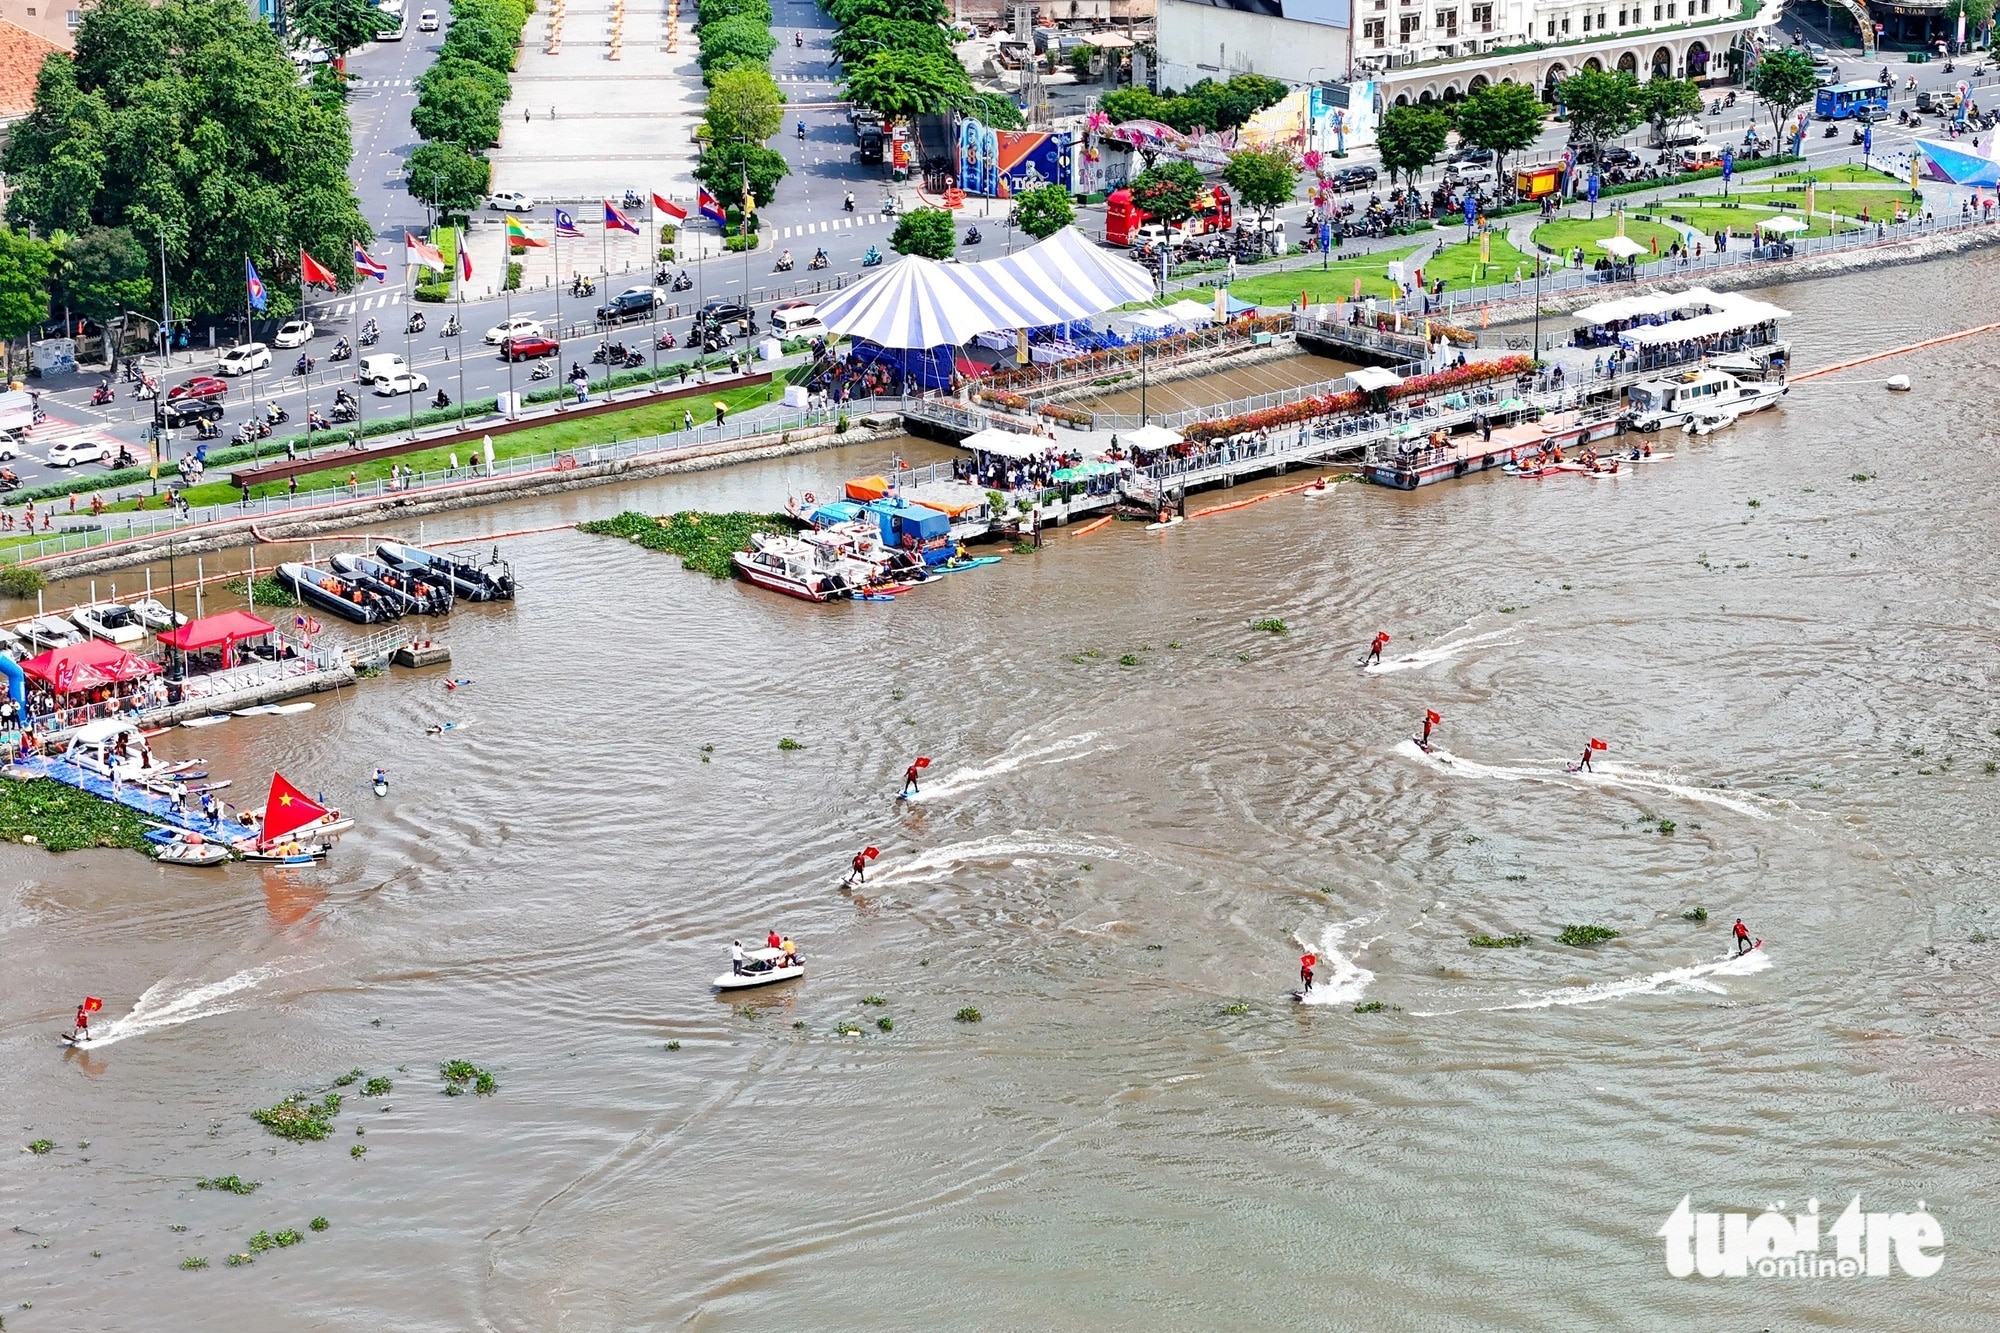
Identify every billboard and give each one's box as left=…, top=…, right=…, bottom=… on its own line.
left=956, top=122, right=1075, bottom=198
left=1177, top=0, right=1351, bottom=26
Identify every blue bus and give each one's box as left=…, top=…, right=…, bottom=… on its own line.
left=1815, top=82, right=1889, bottom=120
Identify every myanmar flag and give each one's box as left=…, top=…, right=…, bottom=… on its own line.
left=506, top=215, right=547, bottom=248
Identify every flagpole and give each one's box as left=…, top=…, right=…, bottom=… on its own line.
left=301, top=261, right=312, bottom=449
left=649, top=205, right=660, bottom=384
left=697, top=216, right=707, bottom=384
left=455, top=225, right=467, bottom=431
left=245, top=257, right=258, bottom=465
left=553, top=222, right=564, bottom=404
left=404, top=256, right=416, bottom=435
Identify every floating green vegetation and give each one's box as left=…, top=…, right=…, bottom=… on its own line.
left=197, top=1175, right=259, bottom=1195
left=362, top=1077, right=392, bottom=1097
left=350, top=1145, right=367, bottom=1159
left=251, top=1094, right=340, bottom=1142
left=224, top=575, right=300, bottom=608
left=1851, top=472, right=1877, bottom=482
left=1746, top=498, right=1761, bottom=508
left=876, top=1016, right=894, bottom=1032
left=777, top=738, right=806, bottom=751
left=440, top=1060, right=497, bottom=1096
left=1468, top=933, right=1530, bottom=949
left=180, top=1256, right=208, bottom=1271
left=1167, top=640, right=1181, bottom=649
left=26, top=1139, right=54, bottom=1155
left=577, top=510, right=795, bottom=579
left=1118, top=653, right=1140, bottom=666
left=1683, top=907, right=1709, bottom=923
left=247, top=1231, right=276, bottom=1254
left=0, top=780, right=155, bottom=853
left=169, top=1225, right=188, bottom=1233
left=227, top=1253, right=253, bottom=1266
left=1657, top=818, right=1677, bottom=835
left=1498, top=605, right=1518, bottom=614
left=699, top=743, right=714, bottom=763
left=1503, top=873, right=1528, bottom=882
left=1252, top=618, right=1288, bottom=634
left=273, top=1229, right=303, bottom=1248
left=1011, top=540, right=1038, bottom=554
left=741, top=1006, right=760, bottom=1020
left=834, top=1020, right=861, bottom=1036
left=1353, top=1000, right=1388, bottom=1014
left=1971, top=931, right=1988, bottom=944
left=331, top=1069, right=362, bottom=1087
left=860, top=995, right=887, bottom=1007
left=1556, top=925, right=1621, bottom=947
left=1219, top=1002, right=1251, bottom=1016
left=665, top=1040, right=682, bottom=1050
left=954, top=1007, right=982, bottom=1024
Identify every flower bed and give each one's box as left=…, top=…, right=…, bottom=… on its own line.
left=1182, top=355, right=1532, bottom=443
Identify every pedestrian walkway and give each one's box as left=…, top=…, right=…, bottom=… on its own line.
left=318, top=290, right=406, bottom=318
left=773, top=214, right=890, bottom=239
left=350, top=78, right=414, bottom=88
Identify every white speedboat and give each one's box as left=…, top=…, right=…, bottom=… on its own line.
left=20, top=615, right=83, bottom=649
left=714, top=947, right=805, bottom=990
left=1625, top=368, right=1786, bottom=432
left=732, top=537, right=860, bottom=602
left=72, top=603, right=148, bottom=645
left=62, top=720, right=176, bottom=785
left=1682, top=385, right=1788, bottom=436
left=127, top=598, right=188, bottom=632
left=0, top=624, right=28, bottom=657
left=237, top=841, right=330, bottom=864
left=156, top=838, right=229, bottom=867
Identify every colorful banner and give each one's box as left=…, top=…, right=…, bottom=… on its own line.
left=1236, top=90, right=1311, bottom=153
left=956, top=121, right=1075, bottom=199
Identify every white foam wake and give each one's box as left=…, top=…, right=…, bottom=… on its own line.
left=77, top=963, right=292, bottom=1049
left=1413, top=947, right=1773, bottom=1017
left=1296, top=921, right=1375, bottom=1006
left=866, top=832, right=1122, bottom=886
left=902, top=732, right=1101, bottom=803
left=1364, top=623, right=1522, bottom=675
left=1400, top=744, right=1776, bottom=820
left=1574, top=764, right=1774, bottom=820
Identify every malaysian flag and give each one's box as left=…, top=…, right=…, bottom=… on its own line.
left=353, top=246, right=388, bottom=283
left=554, top=208, right=584, bottom=239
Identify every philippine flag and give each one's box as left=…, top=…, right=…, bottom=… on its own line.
left=698, top=189, right=726, bottom=225
left=603, top=201, right=640, bottom=234
left=353, top=246, right=388, bottom=283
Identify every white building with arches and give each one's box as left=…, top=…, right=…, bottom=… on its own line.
left=1156, top=0, right=1782, bottom=116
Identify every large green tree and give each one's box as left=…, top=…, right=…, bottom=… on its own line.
left=695, top=141, right=790, bottom=208
left=417, top=56, right=511, bottom=108
left=1376, top=104, right=1450, bottom=185
left=828, top=0, right=948, bottom=27
left=889, top=207, right=955, bottom=259
left=831, top=16, right=950, bottom=63
left=0, top=0, right=372, bottom=317
left=412, top=71, right=503, bottom=148
left=1636, top=76, right=1703, bottom=144
left=697, top=0, right=773, bottom=24
left=705, top=65, right=785, bottom=144
left=287, top=0, right=393, bottom=61
left=62, top=227, right=152, bottom=364
left=439, top=0, right=527, bottom=72
left=1749, top=47, right=1819, bottom=145
left=1011, top=183, right=1074, bottom=239
left=843, top=50, right=970, bottom=119
left=1223, top=148, right=1296, bottom=215
left=1128, top=160, right=1206, bottom=225
left=1559, top=69, right=1640, bottom=159
left=0, top=229, right=56, bottom=375
left=405, top=141, right=491, bottom=218
left=697, top=14, right=778, bottom=80
left=1451, top=81, right=1543, bottom=175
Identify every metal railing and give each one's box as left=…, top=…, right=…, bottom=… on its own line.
left=978, top=320, right=1297, bottom=401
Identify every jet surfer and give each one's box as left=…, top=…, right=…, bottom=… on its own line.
left=844, top=849, right=870, bottom=886
left=901, top=761, right=921, bottom=797
left=1361, top=632, right=1389, bottom=666
left=1568, top=738, right=1607, bottom=773
left=1732, top=918, right=1753, bottom=956
left=1300, top=951, right=1318, bottom=991
left=1418, top=709, right=1441, bottom=753
left=70, top=1001, right=91, bottom=1043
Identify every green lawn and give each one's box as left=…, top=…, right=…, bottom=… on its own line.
left=1530, top=216, right=1684, bottom=265
left=1792, top=164, right=1910, bottom=185
left=1226, top=246, right=1420, bottom=305
left=93, top=380, right=785, bottom=514
left=1423, top=233, right=1539, bottom=289
left=1640, top=204, right=1855, bottom=239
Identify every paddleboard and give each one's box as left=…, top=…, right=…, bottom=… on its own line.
left=427, top=721, right=472, bottom=734
left=270, top=702, right=317, bottom=715
left=1291, top=990, right=1309, bottom=1003
left=182, top=715, right=230, bottom=728
left=1145, top=516, right=1185, bottom=531
left=1625, top=453, right=1673, bottom=464
left=184, top=780, right=232, bottom=794
left=373, top=782, right=388, bottom=798
left=232, top=705, right=279, bottom=717
left=855, top=593, right=897, bottom=602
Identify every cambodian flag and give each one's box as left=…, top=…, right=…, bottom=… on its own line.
left=603, top=201, right=640, bottom=234
left=698, top=189, right=726, bottom=224
left=353, top=246, right=387, bottom=283
left=554, top=208, right=584, bottom=239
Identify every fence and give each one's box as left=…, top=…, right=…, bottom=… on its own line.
left=980, top=319, right=1297, bottom=401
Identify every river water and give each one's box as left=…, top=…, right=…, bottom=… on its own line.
left=4, top=254, right=1998, bottom=1330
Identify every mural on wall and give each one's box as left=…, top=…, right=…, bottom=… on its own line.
left=957, top=120, right=1076, bottom=198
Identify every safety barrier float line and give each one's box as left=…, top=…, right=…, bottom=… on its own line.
left=1790, top=319, right=2000, bottom=382
left=1069, top=515, right=1113, bottom=537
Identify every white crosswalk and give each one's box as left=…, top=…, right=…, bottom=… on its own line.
left=775, top=215, right=886, bottom=239
left=317, top=290, right=406, bottom=317
left=352, top=78, right=414, bottom=88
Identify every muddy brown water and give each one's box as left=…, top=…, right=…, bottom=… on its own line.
left=3, top=256, right=1998, bottom=1329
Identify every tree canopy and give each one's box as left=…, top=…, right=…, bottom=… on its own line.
left=0, top=229, right=56, bottom=346
left=405, top=141, right=491, bottom=217
left=411, top=69, right=504, bottom=148
left=705, top=65, right=785, bottom=144
left=843, top=50, right=970, bottom=119
left=1223, top=148, right=1296, bottom=214
left=889, top=206, right=955, bottom=259
left=695, top=141, right=790, bottom=208
left=827, top=0, right=948, bottom=28
left=1451, top=82, right=1543, bottom=174
left=830, top=15, right=950, bottom=63
left=1100, top=75, right=1287, bottom=134
left=1636, top=76, right=1702, bottom=140
left=1128, top=160, right=1206, bottom=224
left=1376, top=104, right=1450, bottom=185
left=698, top=14, right=778, bottom=80
left=288, top=0, right=393, bottom=60
left=439, top=0, right=527, bottom=72
left=0, top=0, right=371, bottom=315
left=1559, top=69, right=1641, bottom=155
left=1749, top=48, right=1819, bottom=143
left=1011, top=183, right=1074, bottom=239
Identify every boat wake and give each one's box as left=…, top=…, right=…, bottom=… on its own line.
left=1413, top=948, right=1773, bottom=1017
left=1296, top=921, right=1375, bottom=1006
left=75, top=963, right=296, bottom=1049
left=902, top=732, right=1102, bottom=803
left=867, top=832, right=1122, bottom=886
left=1364, top=623, right=1521, bottom=675
left=1400, top=744, right=1775, bottom=820
left=1572, top=764, right=1773, bottom=820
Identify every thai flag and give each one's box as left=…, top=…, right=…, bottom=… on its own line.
left=554, top=208, right=584, bottom=239
left=353, top=246, right=387, bottom=283
left=603, top=201, right=640, bottom=234
left=698, top=189, right=726, bottom=224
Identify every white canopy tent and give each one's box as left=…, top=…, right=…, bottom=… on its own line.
left=1754, top=215, right=1809, bottom=234
left=810, top=255, right=1000, bottom=349
left=961, top=427, right=1057, bottom=460
left=1596, top=236, right=1648, bottom=259
left=1572, top=287, right=1727, bottom=324
left=1618, top=299, right=1791, bottom=346
left=1120, top=424, right=1184, bottom=451
left=1162, top=299, right=1217, bottom=327
left=1346, top=366, right=1404, bottom=392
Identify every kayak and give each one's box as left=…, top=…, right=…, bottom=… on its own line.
left=932, top=556, right=1003, bottom=575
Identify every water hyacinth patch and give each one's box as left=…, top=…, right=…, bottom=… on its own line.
left=440, top=1060, right=498, bottom=1096
left=578, top=511, right=794, bottom=579
left=1556, top=925, right=1621, bottom=947
left=196, top=1176, right=260, bottom=1195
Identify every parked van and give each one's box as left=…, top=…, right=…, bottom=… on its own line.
left=358, top=353, right=408, bottom=385
left=770, top=303, right=826, bottom=339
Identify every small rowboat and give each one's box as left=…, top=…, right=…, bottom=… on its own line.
left=155, top=839, right=229, bottom=867
left=239, top=842, right=330, bottom=865
left=714, top=946, right=804, bottom=990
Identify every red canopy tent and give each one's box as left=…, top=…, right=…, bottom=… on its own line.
left=20, top=639, right=162, bottom=694
left=157, top=610, right=276, bottom=668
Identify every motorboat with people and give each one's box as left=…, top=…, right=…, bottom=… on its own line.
left=237, top=841, right=331, bottom=864
left=1625, top=367, right=1786, bottom=432
left=713, top=944, right=805, bottom=990
left=155, top=833, right=230, bottom=867
left=126, top=598, right=188, bottom=632
left=61, top=719, right=187, bottom=787
left=329, top=552, right=453, bottom=615
left=71, top=603, right=149, bottom=645
left=752, top=527, right=884, bottom=585
left=731, top=535, right=861, bottom=602
left=374, top=541, right=515, bottom=602
left=278, top=561, right=397, bottom=624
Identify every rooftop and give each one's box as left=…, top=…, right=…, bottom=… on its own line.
left=0, top=18, right=60, bottom=121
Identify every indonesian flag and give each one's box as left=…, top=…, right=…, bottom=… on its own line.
left=653, top=193, right=686, bottom=220
left=460, top=241, right=473, bottom=281
left=353, top=245, right=387, bottom=282
left=1588, top=738, right=1609, bottom=751
left=603, top=200, right=640, bottom=234
left=1424, top=709, right=1442, bottom=726
left=82, top=996, right=103, bottom=1013
left=404, top=231, right=447, bottom=272
left=505, top=215, right=547, bottom=248
left=261, top=772, right=329, bottom=845
left=698, top=188, right=726, bottom=225
left=300, top=249, right=339, bottom=288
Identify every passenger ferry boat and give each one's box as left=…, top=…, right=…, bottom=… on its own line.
left=1624, top=368, right=1787, bottom=432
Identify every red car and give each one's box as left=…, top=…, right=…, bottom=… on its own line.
left=167, top=375, right=229, bottom=402
left=500, top=334, right=559, bottom=361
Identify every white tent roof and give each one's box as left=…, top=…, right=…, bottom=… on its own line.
left=1619, top=299, right=1790, bottom=346
left=811, top=227, right=1159, bottom=350
left=961, top=427, right=1055, bottom=460
left=1162, top=299, right=1216, bottom=326
left=1346, top=366, right=1404, bottom=391
left=1120, top=424, right=1183, bottom=450
left=1597, top=236, right=1647, bottom=258
left=1756, top=215, right=1809, bottom=234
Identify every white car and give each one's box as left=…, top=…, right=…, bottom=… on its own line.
left=486, top=191, right=536, bottom=212
left=217, top=342, right=272, bottom=376
left=0, top=434, right=19, bottom=461
left=45, top=438, right=113, bottom=467
left=272, top=319, right=315, bottom=349
left=418, top=9, right=439, bottom=30
left=373, top=370, right=430, bottom=397
left=484, top=315, right=545, bottom=344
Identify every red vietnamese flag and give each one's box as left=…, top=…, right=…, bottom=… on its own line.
left=83, top=996, right=103, bottom=1013
left=653, top=192, right=686, bottom=220
left=1425, top=709, right=1442, bottom=726
left=1588, top=738, right=1609, bottom=751
left=300, top=249, right=339, bottom=288
left=261, top=772, right=329, bottom=844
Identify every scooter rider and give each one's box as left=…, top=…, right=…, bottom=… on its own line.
left=844, top=190, right=855, bottom=212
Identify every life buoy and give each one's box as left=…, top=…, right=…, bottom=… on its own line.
left=804, top=491, right=815, bottom=504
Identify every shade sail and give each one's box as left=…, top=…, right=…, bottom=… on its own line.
left=21, top=639, right=161, bottom=691
left=1755, top=215, right=1808, bottom=234
left=1597, top=236, right=1647, bottom=258
left=813, top=227, right=1160, bottom=351
left=157, top=610, right=276, bottom=653
left=1346, top=366, right=1404, bottom=392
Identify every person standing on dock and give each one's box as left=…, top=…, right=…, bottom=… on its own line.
left=1361, top=632, right=1389, bottom=666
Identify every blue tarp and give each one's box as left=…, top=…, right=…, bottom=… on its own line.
left=863, top=498, right=953, bottom=562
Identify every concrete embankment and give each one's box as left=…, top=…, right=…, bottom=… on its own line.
left=33, top=417, right=904, bottom=580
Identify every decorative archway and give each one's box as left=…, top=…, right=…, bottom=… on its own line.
left=1650, top=46, right=1674, bottom=78
left=1418, top=88, right=1437, bottom=105
left=1443, top=83, right=1464, bottom=103
left=1469, top=74, right=1490, bottom=93
left=1617, top=51, right=1639, bottom=75
left=1686, top=41, right=1710, bottom=77
left=1395, top=92, right=1411, bottom=107
left=1827, top=0, right=1876, bottom=52
left=1543, top=64, right=1568, bottom=104
left=1584, top=56, right=1605, bottom=72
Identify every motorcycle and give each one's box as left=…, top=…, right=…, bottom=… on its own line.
left=1822, top=124, right=1839, bottom=138
left=591, top=341, right=627, bottom=364
left=1709, top=99, right=1722, bottom=115
left=359, top=327, right=380, bottom=347
left=1852, top=129, right=1866, bottom=145
left=1944, top=61, right=1955, bottom=74
left=442, top=316, right=462, bottom=337
left=330, top=339, right=353, bottom=361
left=570, top=276, right=595, bottom=298
left=90, top=382, right=115, bottom=406
left=194, top=420, right=221, bottom=441
left=530, top=362, right=554, bottom=381
left=431, top=389, right=451, bottom=409
left=843, top=192, right=855, bottom=212
left=862, top=246, right=883, bottom=266
left=1725, top=91, right=1737, bottom=107
left=794, top=30, right=802, bottom=46
left=655, top=331, right=679, bottom=349
left=621, top=350, right=645, bottom=368
left=113, top=447, right=137, bottom=469
left=133, top=381, right=159, bottom=401
left=622, top=190, right=644, bottom=209
left=294, top=354, right=315, bottom=376
left=307, top=410, right=332, bottom=432
left=671, top=270, right=694, bottom=291
left=266, top=404, right=290, bottom=425
left=881, top=197, right=897, bottom=216
left=406, top=312, right=426, bottom=334
left=775, top=251, right=795, bottom=272
left=808, top=250, right=828, bottom=270
left=331, top=401, right=359, bottom=423
left=965, top=228, right=981, bottom=245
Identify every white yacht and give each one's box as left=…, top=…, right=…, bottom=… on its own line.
left=1625, top=368, right=1787, bottom=433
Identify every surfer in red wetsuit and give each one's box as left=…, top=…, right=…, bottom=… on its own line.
left=1300, top=952, right=1318, bottom=990
left=1732, top=919, right=1752, bottom=956
left=902, top=762, right=921, bottom=797
left=1361, top=632, right=1389, bottom=666
left=845, top=850, right=869, bottom=887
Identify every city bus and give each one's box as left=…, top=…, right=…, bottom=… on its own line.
left=1815, top=81, right=1889, bottom=121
